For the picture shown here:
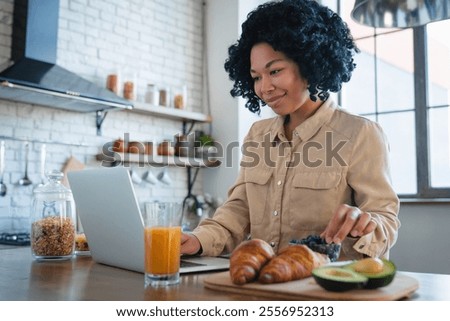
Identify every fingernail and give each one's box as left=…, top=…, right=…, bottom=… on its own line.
left=333, top=237, right=341, bottom=244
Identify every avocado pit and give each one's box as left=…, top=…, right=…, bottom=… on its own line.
left=344, top=258, right=397, bottom=289
left=352, top=257, right=384, bottom=274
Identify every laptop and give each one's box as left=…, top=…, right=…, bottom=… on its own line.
left=67, top=167, right=229, bottom=274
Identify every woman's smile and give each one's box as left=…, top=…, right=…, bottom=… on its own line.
left=264, top=93, right=286, bottom=108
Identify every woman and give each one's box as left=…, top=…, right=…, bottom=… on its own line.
left=181, top=0, right=400, bottom=260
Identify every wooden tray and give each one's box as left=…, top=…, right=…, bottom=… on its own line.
left=204, top=271, right=419, bottom=300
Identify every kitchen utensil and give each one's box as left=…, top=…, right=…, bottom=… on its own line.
left=0, top=141, right=7, bottom=196
left=157, top=168, right=172, bottom=185
left=38, top=144, right=46, bottom=186
left=130, top=170, right=142, bottom=184
left=143, top=170, right=158, bottom=185
left=18, top=142, right=32, bottom=186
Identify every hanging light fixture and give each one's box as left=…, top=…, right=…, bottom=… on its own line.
left=351, top=0, right=450, bottom=28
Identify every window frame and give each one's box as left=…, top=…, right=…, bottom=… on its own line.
left=333, top=1, right=450, bottom=199
left=412, top=27, right=450, bottom=199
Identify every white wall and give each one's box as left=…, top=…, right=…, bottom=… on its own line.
left=202, top=0, right=240, bottom=201
left=0, top=0, right=206, bottom=232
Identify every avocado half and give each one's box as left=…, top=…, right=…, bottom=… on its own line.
left=344, top=258, right=397, bottom=289
left=312, top=258, right=397, bottom=292
left=312, top=267, right=368, bottom=292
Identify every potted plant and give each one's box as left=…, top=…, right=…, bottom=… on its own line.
left=199, top=134, right=214, bottom=147
left=196, top=134, right=217, bottom=160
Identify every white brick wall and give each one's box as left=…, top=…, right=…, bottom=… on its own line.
left=0, top=0, right=206, bottom=232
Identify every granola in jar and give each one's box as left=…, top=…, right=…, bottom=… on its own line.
left=31, top=216, right=75, bottom=258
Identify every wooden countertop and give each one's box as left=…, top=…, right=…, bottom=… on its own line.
left=1, top=246, right=449, bottom=301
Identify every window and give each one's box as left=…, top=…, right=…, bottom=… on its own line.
left=322, top=1, right=450, bottom=198
left=426, top=20, right=450, bottom=191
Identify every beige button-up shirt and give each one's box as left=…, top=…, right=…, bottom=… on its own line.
left=192, top=99, right=400, bottom=260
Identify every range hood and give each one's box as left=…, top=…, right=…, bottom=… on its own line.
left=0, top=0, right=133, bottom=113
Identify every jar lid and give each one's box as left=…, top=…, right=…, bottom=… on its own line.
left=33, top=170, right=72, bottom=195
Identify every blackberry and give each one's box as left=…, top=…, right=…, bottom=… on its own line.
left=290, top=235, right=341, bottom=262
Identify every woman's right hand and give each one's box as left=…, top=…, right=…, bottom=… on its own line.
left=181, top=233, right=202, bottom=255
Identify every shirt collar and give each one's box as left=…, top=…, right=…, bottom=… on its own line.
left=270, top=98, right=337, bottom=142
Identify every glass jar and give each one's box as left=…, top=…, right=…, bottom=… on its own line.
left=159, top=87, right=170, bottom=107
left=123, top=80, right=135, bottom=100
left=144, top=84, right=158, bottom=105
left=123, top=72, right=137, bottom=101
left=31, top=170, right=76, bottom=261
left=173, top=85, right=187, bottom=109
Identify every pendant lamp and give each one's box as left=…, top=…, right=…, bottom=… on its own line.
left=351, top=0, right=450, bottom=28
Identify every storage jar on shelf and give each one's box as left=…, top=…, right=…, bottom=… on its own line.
left=144, top=84, right=159, bottom=106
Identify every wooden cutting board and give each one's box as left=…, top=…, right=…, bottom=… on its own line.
left=203, top=271, right=419, bottom=300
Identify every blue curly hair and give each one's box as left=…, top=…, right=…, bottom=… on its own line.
left=224, top=0, right=359, bottom=114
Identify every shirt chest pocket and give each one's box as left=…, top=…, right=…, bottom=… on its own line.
left=289, top=170, right=344, bottom=230
left=292, top=171, right=342, bottom=190
left=244, top=167, right=272, bottom=225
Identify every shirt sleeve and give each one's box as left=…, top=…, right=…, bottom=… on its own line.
left=190, top=125, right=260, bottom=256
left=346, top=120, right=400, bottom=259
left=191, top=167, right=251, bottom=256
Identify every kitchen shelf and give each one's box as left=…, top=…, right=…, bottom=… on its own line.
left=99, top=102, right=217, bottom=207
left=96, top=152, right=220, bottom=168
left=131, top=102, right=212, bottom=123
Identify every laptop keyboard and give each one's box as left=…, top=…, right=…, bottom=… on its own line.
left=180, top=260, right=206, bottom=267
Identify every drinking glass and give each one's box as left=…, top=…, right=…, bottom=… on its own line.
left=144, top=202, right=182, bottom=287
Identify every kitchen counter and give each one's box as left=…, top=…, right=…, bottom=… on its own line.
left=0, top=246, right=449, bottom=301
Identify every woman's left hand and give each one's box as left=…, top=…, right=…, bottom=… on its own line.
left=320, top=204, right=377, bottom=244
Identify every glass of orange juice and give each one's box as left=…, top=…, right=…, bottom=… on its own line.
left=144, top=202, right=182, bottom=287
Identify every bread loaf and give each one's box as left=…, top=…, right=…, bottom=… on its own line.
left=229, top=239, right=275, bottom=285
left=258, top=244, right=329, bottom=284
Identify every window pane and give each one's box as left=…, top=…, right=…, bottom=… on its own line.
left=320, top=0, right=337, bottom=13
left=429, top=107, right=450, bottom=188
left=378, top=112, right=417, bottom=195
left=328, top=91, right=339, bottom=104
left=427, top=20, right=450, bottom=107
left=376, top=30, right=414, bottom=112
left=341, top=37, right=376, bottom=115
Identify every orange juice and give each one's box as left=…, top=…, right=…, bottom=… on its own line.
left=144, top=226, right=181, bottom=275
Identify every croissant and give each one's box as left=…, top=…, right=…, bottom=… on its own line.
left=258, top=244, right=329, bottom=284
left=229, top=239, right=275, bottom=285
